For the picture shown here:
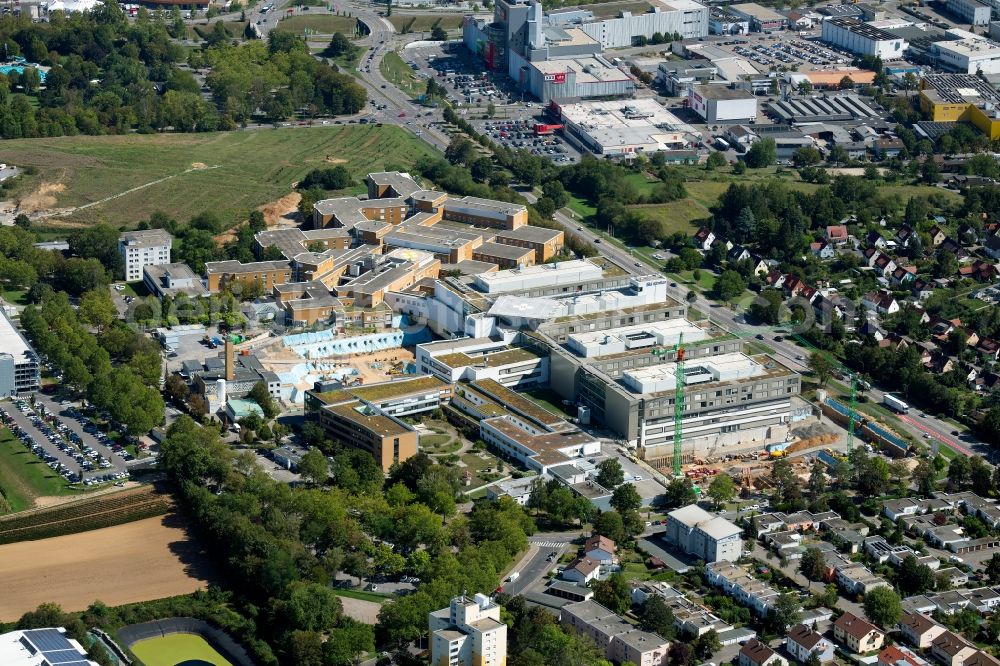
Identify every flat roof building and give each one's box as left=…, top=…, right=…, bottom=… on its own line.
left=429, top=594, right=507, bottom=666
left=728, top=2, right=787, bottom=31
left=306, top=375, right=452, bottom=470
left=821, top=17, right=908, bottom=59
left=119, top=228, right=172, bottom=282
left=688, top=85, right=758, bottom=123
left=0, top=309, right=40, bottom=396
left=666, top=504, right=743, bottom=562
left=555, top=98, right=697, bottom=156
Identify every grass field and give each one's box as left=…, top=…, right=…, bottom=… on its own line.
left=0, top=125, right=436, bottom=229
left=131, top=633, right=232, bottom=666
left=380, top=51, right=425, bottom=98
left=628, top=200, right=709, bottom=234
left=389, top=14, right=464, bottom=33
left=0, top=429, right=77, bottom=513
left=274, top=13, right=358, bottom=34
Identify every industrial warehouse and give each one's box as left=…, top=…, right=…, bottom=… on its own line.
left=553, top=98, right=698, bottom=156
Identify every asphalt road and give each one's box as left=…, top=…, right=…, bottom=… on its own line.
left=505, top=543, right=564, bottom=597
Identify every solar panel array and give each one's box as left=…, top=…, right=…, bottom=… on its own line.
left=21, top=629, right=93, bottom=666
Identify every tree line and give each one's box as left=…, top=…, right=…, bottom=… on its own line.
left=0, top=1, right=365, bottom=139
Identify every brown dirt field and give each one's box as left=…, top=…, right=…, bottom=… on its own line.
left=338, top=596, right=382, bottom=624
left=19, top=182, right=66, bottom=213
left=30, top=481, right=143, bottom=510
left=259, top=191, right=301, bottom=227
left=324, top=157, right=348, bottom=165
left=0, top=515, right=214, bottom=621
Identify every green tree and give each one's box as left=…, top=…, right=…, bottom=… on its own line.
left=593, top=510, right=627, bottom=544
left=693, top=629, right=721, bottom=660
left=430, top=25, right=447, bottom=41
left=863, top=586, right=902, bottom=628
left=808, top=354, right=834, bottom=386
left=610, top=483, right=642, bottom=514
left=664, top=477, right=697, bottom=508
left=323, top=619, right=375, bottom=666
left=706, top=152, right=727, bottom=170
left=707, top=472, right=735, bottom=509
left=898, top=554, right=936, bottom=596
left=799, top=546, right=825, bottom=581
left=744, top=138, right=777, bottom=168
left=714, top=270, right=745, bottom=303
left=770, top=593, right=801, bottom=633
left=596, top=459, right=625, bottom=489
left=591, top=572, right=631, bottom=614
left=298, top=448, right=329, bottom=486
left=639, top=595, right=676, bottom=638
left=78, top=289, right=118, bottom=331
left=247, top=381, right=279, bottom=420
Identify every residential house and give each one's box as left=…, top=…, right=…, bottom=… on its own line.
left=940, top=237, right=968, bottom=260
left=562, top=557, right=602, bottom=584
left=826, top=225, right=849, bottom=245
left=984, top=233, right=1000, bottom=260
left=740, top=639, right=788, bottom=666
left=874, top=253, right=897, bottom=277
left=935, top=567, right=968, bottom=588
left=912, top=278, right=934, bottom=300
left=863, top=247, right=882, bottom=268
left=927, top=226, right=946, bottom=246
left=964, top=652, right=1000, bottom=666
left=694, top=227, right=716, bottom=251
left=891, top=266, right=916, bottom=287
left=929, top=631, right=976, bottom=666
left=878, top=645, right=931, bottom=666
left=834, top=612, right=885, bottom=654
left=958, top=259, right=999, bottom=282
left=729, top=245, right=752, bottom=263
left=898, top=612, right=946, bottom=649
left=867, top=231, right=887, bottom=249
left=584, top=535, right=617, bottom=564
left=896, top=224, right=916, bottom=247
left=765, top=270, right=787, bottom=289
left=957, top=223, right=978, bottom=244
left=786, top=624, right=834, bottom=663
left=862, top=290, right=900, bottom=315
left=749, top=256, right=770, bottom=276
left=811, top=241, right=835, bottom=259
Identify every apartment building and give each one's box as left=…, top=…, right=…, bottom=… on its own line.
left=428, top=594, right=507, bottom=666
left=118, top=229, right=171, bottom=282
left=665, top=504, right=743, bottom=563
left=204, top=259, right=292, bottom=293
left=898, top=613, right=947, bottom=649
left=305, top=375, right=451, bottom=471
left=833, top=612, right=884, bottom=654
left=705, top=560, right=780, bottom=617
left=442, top=196, right=527, bottom=229
left=560, top=600, right=669, bottom=666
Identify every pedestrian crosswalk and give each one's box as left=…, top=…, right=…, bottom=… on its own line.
left=529, top=540, right=565, bottom=548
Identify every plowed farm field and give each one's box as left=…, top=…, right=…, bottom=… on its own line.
left=0, top=515, right=215, bottom=621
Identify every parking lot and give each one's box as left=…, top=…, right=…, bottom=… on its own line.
left=719, top=35, right=853, bottom=69
left=0, top=399, right=128, bottom=484
left=475, top=117, right=580, bottom=163
left=34, top=395, right=133, bottom=469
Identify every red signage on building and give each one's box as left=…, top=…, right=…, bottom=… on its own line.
left=544, top=72, right=566, bottom=84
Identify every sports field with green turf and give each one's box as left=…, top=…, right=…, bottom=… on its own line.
left=0, top=125, right=436, bottom=230
left=131, top=633, right=233, bottom=666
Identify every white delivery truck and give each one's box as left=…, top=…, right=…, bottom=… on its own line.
left=883, top=394, right=910, bottom=414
